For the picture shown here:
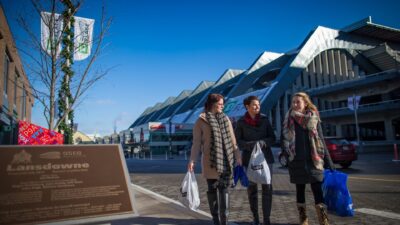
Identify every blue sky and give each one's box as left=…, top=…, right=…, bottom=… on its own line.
left=2, top=0, right=400, bottom=136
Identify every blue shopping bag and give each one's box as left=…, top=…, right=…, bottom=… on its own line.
left=233, top=165, right=249, bottom=187
left=323, top=170, right=354, bottom=217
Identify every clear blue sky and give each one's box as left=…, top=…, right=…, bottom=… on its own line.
left=2, top=0, right=400, bottom=136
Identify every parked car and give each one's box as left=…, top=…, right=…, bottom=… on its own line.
left=324, top=137, right=358, bottom=169
left=278, top=137, right=358, bottom=169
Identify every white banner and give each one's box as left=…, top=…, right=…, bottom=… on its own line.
left=74, top=16, right=95, bottom=61
left=41, top=12, right=63, bottom=57
left=348, top=96, right=361, bottom=111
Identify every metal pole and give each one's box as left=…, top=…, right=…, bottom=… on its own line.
left=353, top=94, right=362, bottom=152
left=185, top=148, right=187, bottom=161
left=169, top=121, right=172, bottom=160
left=393, top=144, right=399, bottom=161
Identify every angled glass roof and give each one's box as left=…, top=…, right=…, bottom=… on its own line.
left=181, top=70, right=245, bottom=124
left=158, top=81, right=214, bottom=121
left=129, top=106, right=153, bottom=128
left=152, top=90, right=192, bottom=121
left=229, top=54, right=291, bottom=98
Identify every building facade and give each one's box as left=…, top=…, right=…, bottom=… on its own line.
left=127, top=17, right=400, bottom=152
left=0, top=6, right=33, bottom=144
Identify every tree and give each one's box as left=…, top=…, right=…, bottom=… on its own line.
left=15, top=0, right=112, bottom=139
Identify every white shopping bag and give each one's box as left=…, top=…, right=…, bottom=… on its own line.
left=179, top=171, right=200, bottom=211
left=246, top=142, right=271, bottom=184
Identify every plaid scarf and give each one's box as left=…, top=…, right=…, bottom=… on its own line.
left=244, top=112, right=260, bottom=127
left=282, top=109, right=325, bottom=170
left=206, top=112, right=235, bottom=187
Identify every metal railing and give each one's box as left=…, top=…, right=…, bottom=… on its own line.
left=319, top=99, right=400, bottom=114
left=307, top=68, right=399, bottom=93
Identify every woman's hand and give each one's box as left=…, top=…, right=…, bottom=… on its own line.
left=188, top=161, right=195, bottom=172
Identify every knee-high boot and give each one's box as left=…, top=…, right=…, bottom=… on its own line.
left=207, top=191, right=220, bottom=225
left=247, top=183, right=260, bottom=225
left=262, top=184, right=272, bottom=225
left=315, top=203, right=329, bottom=225
left=219, top=188, right=229, bottom=225
left=297, top=203, right=309, bottom=225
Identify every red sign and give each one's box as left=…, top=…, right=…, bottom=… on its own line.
left=18, top=121, right=64, bottom=145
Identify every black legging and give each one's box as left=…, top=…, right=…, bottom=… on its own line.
left=296, top=182, right=324, bottom=205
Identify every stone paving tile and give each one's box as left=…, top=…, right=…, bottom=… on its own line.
left=131, top=172, right=400, bottom=225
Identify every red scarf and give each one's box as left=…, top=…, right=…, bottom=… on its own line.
left=244, top=112, right=260, bottom=127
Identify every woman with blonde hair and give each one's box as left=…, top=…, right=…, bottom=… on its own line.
left=188, top=93, right=242, bottom=225
left=281, top=92, right=334, bottom=225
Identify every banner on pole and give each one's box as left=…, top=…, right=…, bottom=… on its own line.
left=40, top=12, right=63, bottom=57
left=347, top=96, right=361, bottom=111
left=73, top=16, right=95, bottom=61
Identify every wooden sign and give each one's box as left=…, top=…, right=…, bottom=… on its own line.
left=0, top=144, right=137, bottom=225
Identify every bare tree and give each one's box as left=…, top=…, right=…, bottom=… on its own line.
left=15, top=0, right=112, bottom=131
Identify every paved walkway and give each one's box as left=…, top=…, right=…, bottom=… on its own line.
left=86, top=184, right=215, bottom=225
left=93, top=149, right=400, bottom=225
left=130, top=173, right=400, bottom=225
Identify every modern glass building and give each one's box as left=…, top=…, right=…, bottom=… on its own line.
left=125, top=17, right=400, bottom=152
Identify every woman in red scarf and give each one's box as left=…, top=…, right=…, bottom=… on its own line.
left=235, top=95, right=275, bottom=225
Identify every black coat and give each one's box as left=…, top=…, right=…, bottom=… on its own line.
left=288, top=121, right=334, bottom=184
left=235, top=114, right=276, bottom=167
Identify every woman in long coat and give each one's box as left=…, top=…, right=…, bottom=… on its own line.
left=188, top=93, right=242, bottom=225
left=235, top=95, right=275, bottom=225
left=282, top=92, right=334, bottom=225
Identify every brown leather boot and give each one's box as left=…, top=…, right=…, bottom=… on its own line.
left=315, top=203, right=330, bottom=225
left=297, top=203, right=309, bottom=225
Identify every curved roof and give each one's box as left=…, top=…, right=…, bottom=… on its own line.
left=261, top=25, right=385, bottom=113
left=342, top=16, right=400, bottom=42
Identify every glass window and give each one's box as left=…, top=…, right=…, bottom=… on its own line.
left=3, top=52, right=10, bottom=95
left=253, top=69, right=281, bottom=90
left=14, top=71, right=19, bottom=108
left=22, top=85, right=26, bottom=119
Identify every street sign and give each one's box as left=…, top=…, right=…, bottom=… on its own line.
left=348, top=95, right=361, bottom=111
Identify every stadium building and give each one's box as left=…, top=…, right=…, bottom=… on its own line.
left=123, top=17, right=400, bottom=153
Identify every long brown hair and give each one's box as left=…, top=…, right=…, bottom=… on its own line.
left=291, top=92, right=318, bottom=112
left=204, top=93, right=224, bottom=112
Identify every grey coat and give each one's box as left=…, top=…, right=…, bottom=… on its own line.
left=288, top=121, right=334, bottom=184
left=235, top=114, right=276, bottom=167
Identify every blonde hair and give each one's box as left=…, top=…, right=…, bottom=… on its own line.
left=291, top=92, right=318, bottom=112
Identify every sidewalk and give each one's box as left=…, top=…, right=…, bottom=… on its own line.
left=86, top=184, right=215, bottom=225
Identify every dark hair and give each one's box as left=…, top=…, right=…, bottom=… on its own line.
left=243, top=95, right=259, bottom=106
left=204, top=93, right=224, bottom=112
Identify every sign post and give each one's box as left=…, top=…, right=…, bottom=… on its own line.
left=348, top=95, right=362, bottom=152
left=0, top=145, right=137, bottom=225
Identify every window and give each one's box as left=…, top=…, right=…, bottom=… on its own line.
left=22, top=85, right=26, bottom=120
left=14, top=71, right=19, bottom=109
left=253, top=68, right=281, bottom=90
left=3, top=52, right=10, bottom=95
